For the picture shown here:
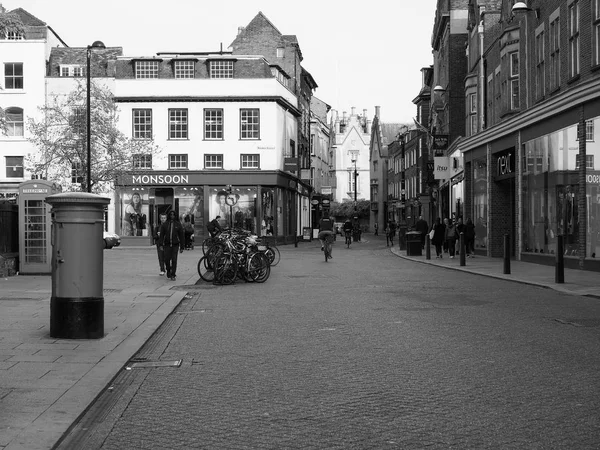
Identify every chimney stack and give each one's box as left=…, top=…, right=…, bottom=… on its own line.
left=237, top=26, right=245, bottom=35
left=363, top=109, right=367, bottom=120
left=342, top=111, right=347, bottom=122
left=375, top=106, right=381, bottom=118
left=351, top=106, right=356, bottom=116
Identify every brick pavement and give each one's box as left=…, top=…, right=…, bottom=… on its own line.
left=0, top=236, right=599, bottom=449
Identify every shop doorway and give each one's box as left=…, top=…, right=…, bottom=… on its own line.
left=150, top=188, right=178, bottom=231
left=495, top=177, right=516, bottom=257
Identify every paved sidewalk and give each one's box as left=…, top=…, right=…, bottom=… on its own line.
left=0, top=247, right=201, bottom=450
left=389, top=243, right=600, bottom=299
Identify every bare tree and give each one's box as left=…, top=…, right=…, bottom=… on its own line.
left=26, top=80, right=160, bottom=193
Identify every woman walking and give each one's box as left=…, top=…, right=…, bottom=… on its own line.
left=445, top=218, right=458, bottom=258
left=431, top=218, right=446, bottom=258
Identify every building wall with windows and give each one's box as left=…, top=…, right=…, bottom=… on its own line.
left=457, top=0, right=600, bottom=271
left=0, top=8, right=66, bottom=201
left=111, top=54, right=307, bottom=244
left=330, top=107, right=372, bottom=205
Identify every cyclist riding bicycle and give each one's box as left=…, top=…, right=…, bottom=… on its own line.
left=318, top=213, right=335, bottom=258
left=342, top=219, right=353, bottom=244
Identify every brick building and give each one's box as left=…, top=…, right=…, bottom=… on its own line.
left=458, top=0, right=600, bottom=271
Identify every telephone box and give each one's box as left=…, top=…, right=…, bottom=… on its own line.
left=18, top=180, right=62, bottom=274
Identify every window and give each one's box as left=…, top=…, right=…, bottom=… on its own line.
left=568, top=0, right=580, bottom=78
left=5, top=107, right=23, bottom=137
left=535, top=30, right=545, bottom=99
left=5, top=156, right=24, bottom=178
left=60, top=65, right=83, bottom=77
left=241, top=154, right=260, bottom=169
left=576, top=155, right=594, bottom=169
left=132, top=109, right=152, bottom=139
left=373, top=160, right=378, bottom=172
left=135, top=60, right=159, bottom=79
left=4, top=63, right=23, bottom=89
left=71, top=160, right=83, bottom=184
left=276, top=47, right=284, bottom=58
left=310, top=134, right=315, bottom=155
left=169, top=109, right=188, bottom=139
left=174, top=60, right=194, bottom=79
left=550, top=16, right=560, bottom=90
left=204, top=109, right=223, bottom=140
left=576, top=120, right=595, bottom=141
left=348, top=170, right=356, bottom=193
left=510, top=52, right=520, bottom=110
left=70, top=107, right=86, bottom=135
left=5, top=31, right=23, bottom=40
left=209, top=60, right=233, bottom=78
left=595, top=0, right=600, bottom=65
left=169, top=154, right=188, bottom=169
left=468, top=93, right=477, bottom=135
left=133, top=154, right=152, bottom=170
left=240, top=109, right=260, bottom=139
left=204, top=154, right=223, bottom=169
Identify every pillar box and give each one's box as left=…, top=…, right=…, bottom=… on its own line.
left=45, top=192, right=110, bottom=339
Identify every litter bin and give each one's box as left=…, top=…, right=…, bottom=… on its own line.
left=406, top=231, right=422, bottom=256
left=46, top=192, right=110, bottom=339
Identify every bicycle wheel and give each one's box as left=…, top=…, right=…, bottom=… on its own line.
left=264, top=246, right=280, bottom=266
left=197, top=256, right=215, bottom=282
left=213, top=254, right=238, bottom=285
left=248, top=252, right=270, bottom=283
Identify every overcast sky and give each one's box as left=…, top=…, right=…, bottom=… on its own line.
left=3, top=0, right=438, bottom=124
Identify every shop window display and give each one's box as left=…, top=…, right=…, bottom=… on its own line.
left=473, top=157, right=488, bottom=249
left=209, top=187, right=257, bottom=233
left=522, top=117, right=600, bottom=257
left=121, top=190, right=149, bottom=236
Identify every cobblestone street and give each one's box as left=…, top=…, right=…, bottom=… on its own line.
left=58, top=237, right=600, bottom=449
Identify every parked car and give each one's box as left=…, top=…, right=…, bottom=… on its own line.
left=103, top=232, right=121, bottom=249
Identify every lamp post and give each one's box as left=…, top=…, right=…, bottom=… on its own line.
left=86, top=40, right=106, bottom=193
left=352, top=158, right=358, bottom=209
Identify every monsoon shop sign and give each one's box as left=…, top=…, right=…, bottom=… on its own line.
left=132, top=174, right=189, bottom=185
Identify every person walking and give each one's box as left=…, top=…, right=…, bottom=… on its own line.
left=153, top=213, right=167, bottom=276
left=158, top=210, right=184, bottom=281
left=374, top=222, right=378, bottom=236
left=443, top=218, right=450, bottom=253
left=431, top=217, right=446, bottom=258
left=386, top=220, right=397, bottom=247
left=445, top=218, right=458, bottom=259
left=415, top=215, right=429, bottom=249
left=464, top=217, right=476, bottom=257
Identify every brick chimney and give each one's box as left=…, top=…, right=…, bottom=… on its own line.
left=375, top=105, right=381, bottom=118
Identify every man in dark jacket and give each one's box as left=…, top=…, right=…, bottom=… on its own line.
left=159, top=210, right=184, bottom=281
left=415, top=215, right=429, bottom=249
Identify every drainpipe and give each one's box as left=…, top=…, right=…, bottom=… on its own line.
left=478, top=20, right=485, bottom=132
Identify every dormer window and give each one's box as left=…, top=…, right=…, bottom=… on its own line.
left=209, top=60, right=233, bottom=79
left=5, top=31, right=23, bottom=40
left=135, top=60, right=159, bottom=79
left=174, top=60, right=195, bottom=79
left=60, top=65, right=84, bottom=77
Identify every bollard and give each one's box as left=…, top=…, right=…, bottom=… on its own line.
left=503, top=234, right=511, bottom=274
left=555, top=235, right=564, bottom=283
left=459, top=232, right=465, bottom=266
left=425, top=234, right=431, bottom=260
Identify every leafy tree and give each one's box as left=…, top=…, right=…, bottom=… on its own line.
left=0, top=5, right=25, bottom=135
left=26, top=80, right=160, bottom=193
left=329, top=199, right=370, bottom=220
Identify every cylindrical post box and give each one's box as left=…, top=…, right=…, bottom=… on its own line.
left=45, top=193, right=110, bottom=339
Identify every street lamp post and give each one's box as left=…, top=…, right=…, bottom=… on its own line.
left=86, top=41, right=106, bottom=193
left=352, top=158, right=358, bottom=209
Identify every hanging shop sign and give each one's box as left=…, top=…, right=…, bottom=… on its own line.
left=434, top=157, right=451, bottom=179
left=432, top=134, right=449, bottom=157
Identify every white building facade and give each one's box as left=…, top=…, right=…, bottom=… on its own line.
left=111, top=53, right=309, bottom=244
left=0, top=8, right=66, bottom=200
left=330, top=107, right=371, bottom=205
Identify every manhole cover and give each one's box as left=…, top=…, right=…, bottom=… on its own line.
left=126, top=360, right=182, bottom=369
